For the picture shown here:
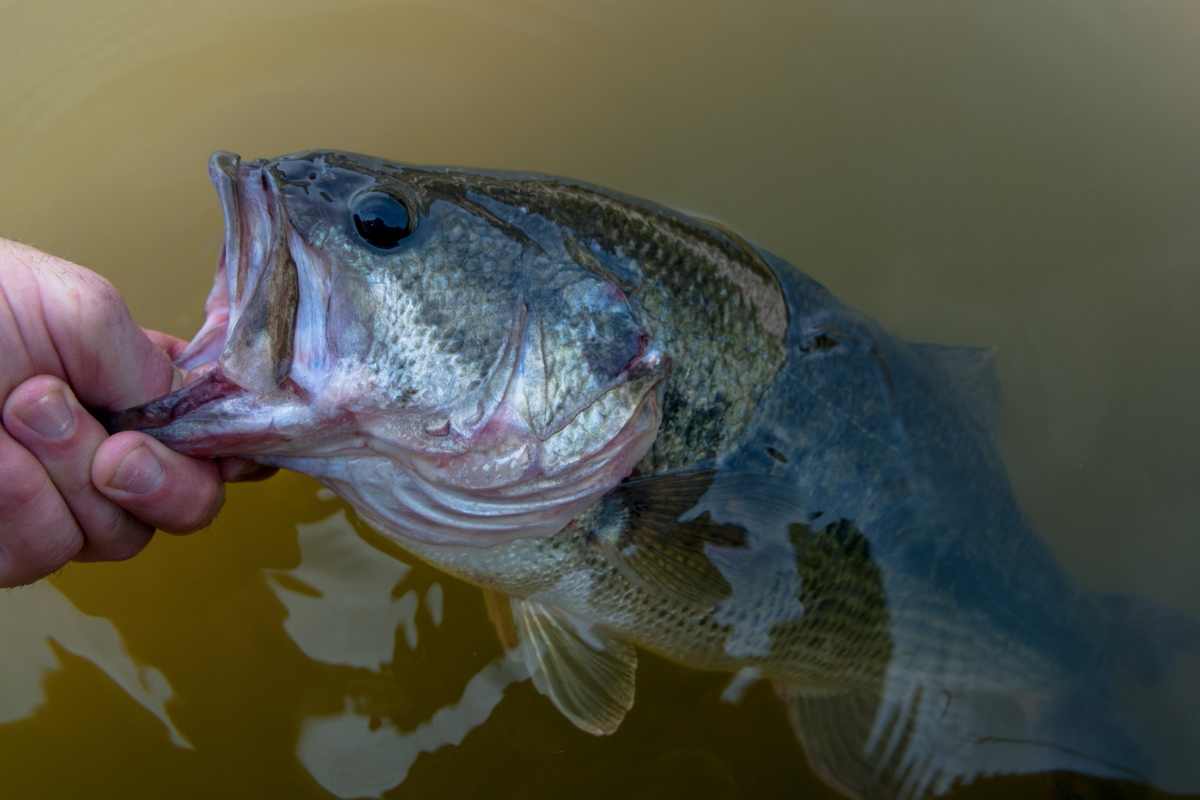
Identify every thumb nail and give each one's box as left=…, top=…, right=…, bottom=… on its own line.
left=15, top=389, right=76, bottom=440
left=107, top=445, right=165, bottom=494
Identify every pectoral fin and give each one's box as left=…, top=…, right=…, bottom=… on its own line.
left=593, top=470, right=746, bottom=609
left=593, top=469, right=809, bottom=614
left=482, top=588, right=519, bottom=652
left=510, top=597, right=637, bottom=736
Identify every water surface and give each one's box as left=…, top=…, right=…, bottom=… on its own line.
left=2, top=1, right=1198, bottom=797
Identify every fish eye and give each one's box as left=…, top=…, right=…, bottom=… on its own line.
left=351, top=192, right=412, bottom=250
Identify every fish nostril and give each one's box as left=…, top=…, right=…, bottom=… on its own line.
left=261, top=172, right=270, bottom=192
left=308, top=172, right=317, bottom=180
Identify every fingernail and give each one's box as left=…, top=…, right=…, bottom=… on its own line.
left=107, top=445, right=165, bottom=494
left=15, top=389, right=76, bottom=439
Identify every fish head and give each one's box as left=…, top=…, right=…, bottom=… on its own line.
left=111, top=151, right=672, bottom=546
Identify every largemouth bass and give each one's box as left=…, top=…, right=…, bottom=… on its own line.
left=110, top=151, right=1200, bottom=799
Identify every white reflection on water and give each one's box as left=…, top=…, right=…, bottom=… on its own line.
left=297, top=657, right=528, bottom=799
left=275, top=509, right=528, bottom=797
left=425, top=582, right=444, bottom=627
left=0, top=579, right=189, bottom=748
left=266, top=510, right=419, bottom=668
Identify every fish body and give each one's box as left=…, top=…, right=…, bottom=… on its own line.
left=112, top=151, right=1200, bottom=799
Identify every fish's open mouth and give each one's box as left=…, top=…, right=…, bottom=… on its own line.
left=174, top=152, right=299, bottom=394
left=106, top=153, right=308, bottom=454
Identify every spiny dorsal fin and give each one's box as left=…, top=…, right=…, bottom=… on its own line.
left=910, top=343, right=1002, bottom=441
left=511, top=597, right=637, bottom=736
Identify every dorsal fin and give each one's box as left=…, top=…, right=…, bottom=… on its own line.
left=510, top=597, right=637, bottom=736
left=910, top=343, right=1003, bottom=441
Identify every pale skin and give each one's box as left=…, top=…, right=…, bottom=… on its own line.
left=0, top=238, right=274, bottom=588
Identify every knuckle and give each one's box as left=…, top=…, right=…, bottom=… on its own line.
left=0, top=462, right=84, bottom=583
left=82, top=506, right=146, bottom=556
left=79, top=270, right=121, bottom=306
left=86, top=504, right=131, bottom=542
left=0, top=464, right=53, bottom=516
left=28, top=536, right=82, bottom=577
left=0, top=519, right=82, bottom=587
left=70, top=272, right=125, bottom=331
left=0, top=541, right=72, bottom=587
left=78, top=517, right=153, bottom=563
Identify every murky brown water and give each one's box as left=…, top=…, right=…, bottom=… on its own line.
left=2, top=1, right=1199, bottom=797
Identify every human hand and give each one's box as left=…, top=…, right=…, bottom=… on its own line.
left=0, top=238, right=272, bottom=587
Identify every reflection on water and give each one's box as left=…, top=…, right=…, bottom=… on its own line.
left=298, top=659, right=527, bottom=799
left=2, top=0, right=1200, bottom=797
left=266, top=510, right=421, bottom=668
left=0, top=580, right=188, bottom=749
left=269, top=509, right=528, bottom=798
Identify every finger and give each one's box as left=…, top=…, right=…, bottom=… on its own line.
left=141, top=329, right=188, bottom=392
left=3, top=375, right=153, bottom=563
left=141, top=328, right=190, bottom=359
left=218, top=457, right=279, bottom=483
left=0, top=240, right=178, bottom=409
left=93, top=432, right=225, bottom=534
left=0, top=430, right=83, bottom=587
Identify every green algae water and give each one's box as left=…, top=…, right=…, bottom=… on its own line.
left=1, top=1, right=1199, bottom=797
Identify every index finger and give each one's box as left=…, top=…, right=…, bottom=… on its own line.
left=0, top=239, right=179, bottom=410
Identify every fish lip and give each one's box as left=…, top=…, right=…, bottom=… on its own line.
left=208, top=150, right=285, bottom=311
left=171, top=152, right=248, bottom=373
left=103, top=369, right=319, bottom=457
left=208, top=151, right=243, bottom=299
left=103, top=370, right=246, bottom=433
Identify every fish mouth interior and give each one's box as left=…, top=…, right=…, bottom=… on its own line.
left=175, top=152, right=299, bottom=395
left=107, top=152, right=304, bottom=443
